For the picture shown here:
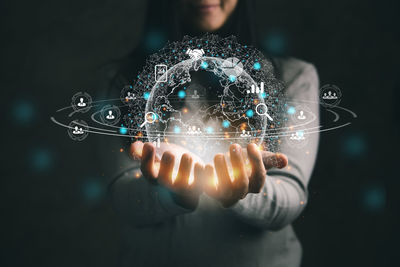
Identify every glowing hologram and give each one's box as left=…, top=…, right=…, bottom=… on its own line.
left=50, top=34, right=357, bottom=157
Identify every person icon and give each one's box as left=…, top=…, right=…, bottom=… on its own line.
left=192, top=90, right=200, bottom=99
left=290, top=131, right=305, bottom=141
left=332, top=92, right=337, bottom=99
left=106, top=110, right=115, bottom=120
left=77, top=97, right=86, bottom=107
left=125, top=92, right=135, bottom=101
left=72, top=126, right=83, bottom=135
left=297, top=110, right=306, bottom=120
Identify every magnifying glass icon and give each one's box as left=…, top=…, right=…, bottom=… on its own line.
left=140, top=112, right=157, bottom=128
left=255, top=103, right=273, bottom=121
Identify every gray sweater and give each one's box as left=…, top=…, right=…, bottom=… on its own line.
left=110, top=57, right=319, bottom=267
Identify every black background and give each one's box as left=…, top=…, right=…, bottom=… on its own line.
left=1, top=0, right=399, bottom=266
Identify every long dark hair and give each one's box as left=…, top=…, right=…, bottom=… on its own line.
left=114, top=0, right=259, bottom=86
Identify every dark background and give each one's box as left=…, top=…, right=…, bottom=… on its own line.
left=1, top=0, right=399, bottom=266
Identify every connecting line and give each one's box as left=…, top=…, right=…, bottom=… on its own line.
left=326, top=109, right=340, bottom=122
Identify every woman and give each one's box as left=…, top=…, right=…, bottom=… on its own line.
left=110, top=0, right=319, bottom=266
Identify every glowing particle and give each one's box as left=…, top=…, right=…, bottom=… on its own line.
left=120, top=127, right=128, bottom=135
left=143, top=92, right=150, bottom=100
left=222, top=120, right=230, bottom=128
left=229, top=75, right=236, bottom=82
left=300, top=201, right=304, bottom=205
left=206, top=127, right=214, bottom=133
left=135, top=172, right=141, bottom=178
left=246, top=109, right=254, bottom=118
left=174, top=126, right=181, bottom=133
left=183, top=107, right=188, bottom=113
left=201, top=61, right=208, bottom=69
left=287, top=106, right=296, bottom=115
left=253, top=62, right=261, bottom=70
left=119, top=148, right=124, bottom=152
left=178, top=90, right=186, bottom=99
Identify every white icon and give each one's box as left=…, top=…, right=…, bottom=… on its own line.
left=152, top=134, right=161, bottom=148
left=186, top=48, right=205, bottom=60
left=77, top=97, right=86, bottom=107
left=221, top=57, right=243, bottom=77
left=155, top=64, right=168, bottom=82
left=247, top=82, right=264, bottom=94
left=297, top=110, right=306, bottom=120
left=290, top=131, right=305, bottom=141
left=140, top=112, right=157, bottom=128
left=255, top=103, right=273, bottom=121
left=125, top=92, right=135, bottom=101
left=72, top=126, right=84, bottom=135
left=191, top=90, right=200, bottom=99
left=187, top=126, right=202, bottom=135
left=322, top=91, right=338, bottom=100
left=106, top=110, right=115, bottom=120
left=240, top=130, right=251, bottom=138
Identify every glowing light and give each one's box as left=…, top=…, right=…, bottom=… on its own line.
left=120, top=127, right=128, bottom=135
left=246, top=109, right=254, bottom=118
left=143, top=92, right=150, bottom=100
left=206, top=127, right=214, bottom=133
left=253, top=62, right=261, bottom=70
left=201, top=61, right=209, bottom=69
left=178, top=90, right=186, bottom=99
left=174, top=126, right=181, bottom=133
left=222, top=120, right=230, bottom=128
left=183, top=107, right=188, bottom=113
left=135, top=172, right=141, bottom=178
left=119, top=148, right=124, bottom=152
left=287, top=106, right=296, bottom=115
left=229, top=75, right=236, bottom=82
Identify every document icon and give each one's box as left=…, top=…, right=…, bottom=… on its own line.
left=155, top=64, right=167, bottom=82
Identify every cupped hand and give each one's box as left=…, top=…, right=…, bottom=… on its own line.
left=201, top=143, right=288, bottom=208
left=130, top=141, right=203, bottom=209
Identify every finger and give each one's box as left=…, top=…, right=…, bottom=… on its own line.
left=174, top=153, right=193, bottom=190
left=247, top=143, right=266, bottom=193
left=140, top=142, right=158, bottom=181
left=261, top=151, right=288, bottom=169
left=157, top=151, right=175, bottom=189
left=229, top=144, right=248, bottom=199
left=214, top=154, right=232, bottom=198
left=191, top=163, right=204, bottom=194
left=130, top=141, right=144, bottom=159
left=203, top=164, right=219, bottom=199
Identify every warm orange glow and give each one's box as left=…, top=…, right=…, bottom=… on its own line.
left=300, top=201, right=304, bottom=205
left=154, top=162, right=160, bottom=174
left=135, top=172, right=141, bottom=178
left=119, top=148, right=124, bottom=152
left=183, top=107, right=188, bottom=113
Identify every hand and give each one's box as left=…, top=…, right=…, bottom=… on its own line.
left=201, top=143, right=288, bottom=208
left=130, top=141, right=203, bottom=210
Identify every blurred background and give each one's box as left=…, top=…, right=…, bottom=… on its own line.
left=1, top=0, right=399, bottom=266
